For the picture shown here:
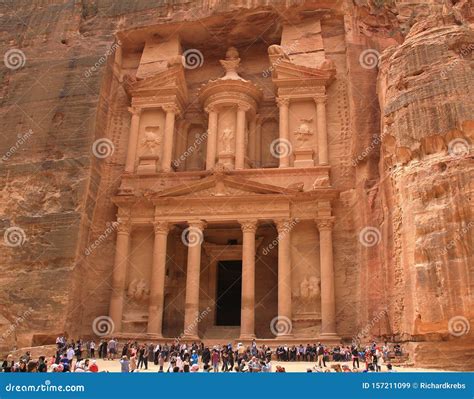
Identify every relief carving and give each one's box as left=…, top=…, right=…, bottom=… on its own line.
left=127, top=278, right=150, bottom=302
left=141, top=126, right=162, bottom=156
left=296, top=276, right=321, bottom=313
left=294, top=118, right=314, bottom=149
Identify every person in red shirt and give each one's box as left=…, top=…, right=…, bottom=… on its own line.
left=88, top=360, right=99, bottom=372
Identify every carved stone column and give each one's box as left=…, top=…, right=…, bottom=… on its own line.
left=205, top=105, right=218, bottom=170
left=109, top=217, right=131, bottom=333
left=147, top=221, right=170, bottom=337
left=125, top=107, right=141, bottom=173
left=276, top=98, right=290, bottom=168
left=235, top=103, right=249, bottom=169
left=315, top=96, right=328, bottom=165
left=254, top=115, right=262, bottom=168
left=161, top=104, right=179, bottom=172
left=248, top=117, right=257, bottom=166
left=317, top=217, right=337, bottom=337
left=239, top=219, right=257, bottom=339
left=182, top=220, right=206, bottom=339
left=275, top=219, right=293, bottom=338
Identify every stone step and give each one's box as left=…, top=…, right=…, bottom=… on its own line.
left=204, top=326, right=240, bottom=340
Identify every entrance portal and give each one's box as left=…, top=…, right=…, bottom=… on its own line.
left=215, top=260, right=242, bottom=326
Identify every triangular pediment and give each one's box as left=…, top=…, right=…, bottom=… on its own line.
left=127, top=64, right=188, bottom=104
left=272, top=60, right=335, bottom=86
left=154, top=174, right=299, bottom=198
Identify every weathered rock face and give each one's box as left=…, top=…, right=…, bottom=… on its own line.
left=0, top=0, right=472, bottom=369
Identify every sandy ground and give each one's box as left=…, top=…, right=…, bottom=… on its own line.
left=90, top=358, right=445, bottom=373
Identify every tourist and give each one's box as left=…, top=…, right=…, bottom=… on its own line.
left=211, top=349, right=220, bottom=372
left=90, top=340, right=96, bottom=358
left=38, top=356, right=47, bottom=372
left=317, top=343, right=326, bottom=368
left=2, top=354, right=14, bottom=372
left=130, top=352, right=137, bottom=372
left=137, top=343, right=149, bottom=370
left=120, top=355, right=130, bottom=372
left=89, top=360, right=99, bottom=372
left=107, top=338, right=117, bottom=360
left=351, top=345, right=360, bottom=369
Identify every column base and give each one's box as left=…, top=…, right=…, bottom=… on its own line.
left=146, top=333, right=164, bottom=340
left=276, top=334, right=294, bottom=340
left=239, top=334, right=256, bottom=341
left=180, top=335, right=200, bottom=342
left=318, top=333, right=341, bottom=343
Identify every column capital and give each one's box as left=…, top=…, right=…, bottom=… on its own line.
left=205, top=104, right=218, bottom=113
left=275, top=218, right=295, bottom=233
left=276, top=97, right=290, bottom=108
left=153, top=221, right=170, bottom=235
left=239, top=219, right=258, bottom=233
left=313, top=95, right=327, bottom=105
left=162, top=103, right=180, bottom=115
left=187, top=220, right=206, bottom=231
left=316, top=217, right=335, bottom=231
left=116, top=217, right=131, bottom=234
left=237, top=102, right=251, bottom=112
left=128, top=106, right=142, bottom=116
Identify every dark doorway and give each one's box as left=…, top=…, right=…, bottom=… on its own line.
left=216, top=260, right=242, bottom=326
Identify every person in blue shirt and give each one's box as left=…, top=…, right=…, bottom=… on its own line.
left=190, top=350, right=198, bottom=365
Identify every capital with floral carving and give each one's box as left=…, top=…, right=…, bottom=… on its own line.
left=276, top=97, right=290, bottom=108
left=239, top=219, right=258, bottom=233
left=162, top=103, right=181, bottom=115
left=275, top=218, right=295, bottom=233
left=128, top=106, right=142, bottom=116
left=116, top=217, right=131, bottom=234
left=153, top=220, right=170, bottom=235
left=313, top=95, right=327, bottom=105
left=316, top=217, right=335, bottom=231
left=187, top=220, right=207, bottom=231
left=205, top=104, right=218, bottom=114
left=237, top=102, right=251, bottom=112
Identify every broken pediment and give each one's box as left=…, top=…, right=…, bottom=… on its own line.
left=153, top=174, right=300, bottom=198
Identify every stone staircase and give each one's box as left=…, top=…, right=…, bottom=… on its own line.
left=203, top=326, right=240, bottom=344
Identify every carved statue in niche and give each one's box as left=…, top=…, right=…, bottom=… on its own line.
left=297, top=275, right=320, bottom=313
left=220, top=47, right=242, bottom=80
left=127, top=278, right=150, bottom=302
left=294, top=118, right=313, bottom=149
left=221, top=128, right=234, bottom=153
left=141, top=126, right=162, bottom=156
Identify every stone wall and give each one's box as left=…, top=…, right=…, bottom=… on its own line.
left=0, top=0, right=472, bottom=368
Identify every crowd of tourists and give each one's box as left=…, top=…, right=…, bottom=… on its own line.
left=0, top=336, right=401, bottom=373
